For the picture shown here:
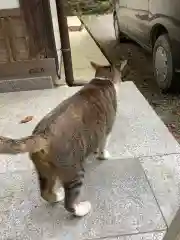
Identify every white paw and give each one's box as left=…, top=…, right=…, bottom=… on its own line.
left=74, top=201, right=91, bottom=217
left=55, top=188, right=65, bottom=202
left=97, top=150, right=110, bottom=160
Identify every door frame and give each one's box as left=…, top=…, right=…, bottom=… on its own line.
left=0, top=0, right=59, bottom=83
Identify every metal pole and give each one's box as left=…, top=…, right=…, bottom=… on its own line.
left=55, top=0, right=74, bottom=86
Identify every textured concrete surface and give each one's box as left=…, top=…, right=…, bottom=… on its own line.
left=51, top=15, right=109, bottom=85
left=67, top=16, right=83, bottom=31
left=60, top=27, right=109, bottom=83
left=108, top=82, right=180, bottom=158
left=0, top=76, right=54, bottom=93
left=103, top=232, right=165, bottom=240
left=0, top=158, right=166, bottom=239
left=0, top=82, right=180, bottom=174
left=139, top=154, right=180, bottom=226
left=0, top=82, right=180, bottom=239
left=50, top=12, right=109, bottom=83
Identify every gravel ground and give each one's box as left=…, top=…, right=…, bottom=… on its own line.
left=81, top=14, right=180, bottom=143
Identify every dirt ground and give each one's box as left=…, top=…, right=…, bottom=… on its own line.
left=80, top=14, right=180, bottom=144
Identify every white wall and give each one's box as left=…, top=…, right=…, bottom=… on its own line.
left=0, top=0, right=19, bottom=9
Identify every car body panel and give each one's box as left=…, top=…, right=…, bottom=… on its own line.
left=148, top=0, right=180, bottom=70
left=126, top=0, right=149, bottom=46
left=113, top=0, right=180, bottom=70
left=115, top=0, right=128, bottom=33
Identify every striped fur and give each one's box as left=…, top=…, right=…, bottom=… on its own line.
left=0, top=60, right=127, bottom=216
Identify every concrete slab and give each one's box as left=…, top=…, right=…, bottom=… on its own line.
left=0, top=76, right=54, bottom=93
left=49, top=13, right=109, bottom=82
left=103, top=232, right=165, bottom=240
left=81, top=14, right=115, bottom=42
left=60, top=27, right=109, bottom=82
left=0, top=82, right=180, bottom=173
left=81, top=14, right=119, bottom=63
left=108, top=81, right=180, bottom=158
left=67, top=16, right=83, bottom=31
left=139, top=154, right=180, bottom=227
left=70, top=28, right=109, bottom=68
left=0, top=78, right=179, bottom=239
left=0, top=158, right=166, bottom=240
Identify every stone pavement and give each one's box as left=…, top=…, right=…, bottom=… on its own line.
left=60, top=25, right=109, bottom=83
left=0, top=81, right=180, bottom=239
left=81, top=14, right=117, bottom=63
left=51, top=12, right=109, bottom=85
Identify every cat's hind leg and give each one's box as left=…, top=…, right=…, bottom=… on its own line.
left=96, top=134, right=111, bottom=160
left=38, top=172, right=65, bottom=203
left=30, top=153, right=64, bottom=203
left=63, top=170, right=91, bottom=217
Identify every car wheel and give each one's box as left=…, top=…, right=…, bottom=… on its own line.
left=113, top=11, right=127, bottom=42
left=153, top=34, right=179, bottom=92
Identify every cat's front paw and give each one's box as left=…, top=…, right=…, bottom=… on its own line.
left=74, top=201, right=91, bottom=217
left=97, top=150, right=110, bottom=160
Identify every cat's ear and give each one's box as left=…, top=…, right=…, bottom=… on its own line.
left=90, top=61, right=102, bottom=70
left=119, top=59, right=128, bottom=72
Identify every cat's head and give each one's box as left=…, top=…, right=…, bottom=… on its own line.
left=90, top=60, right=128, bottom=84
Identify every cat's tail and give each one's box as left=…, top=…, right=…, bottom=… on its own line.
left=0, top=135, right=48, bottom=154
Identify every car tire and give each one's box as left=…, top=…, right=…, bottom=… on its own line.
left=113, top=11, right=127, bottom=42
left=153, top=34, right=179, bottom=92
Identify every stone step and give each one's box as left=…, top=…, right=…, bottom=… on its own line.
left=0, top=82, right=180, bottom=239
left=0, top=157, right=166, bottom=240
left=0, top=76, right=54, bottom=93
left=67, top=16, right=83, bottom=32
left=104, top=232, right=165, bottom=240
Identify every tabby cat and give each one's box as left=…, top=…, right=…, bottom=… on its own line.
left=0, top=60, right=127, bottom=217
